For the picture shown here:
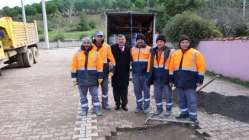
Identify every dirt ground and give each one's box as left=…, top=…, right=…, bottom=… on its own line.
left=198, top=92, right=249, bottom=123
left=110, top=124, right=203, bottom=140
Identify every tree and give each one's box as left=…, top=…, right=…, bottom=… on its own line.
left=103, top=0, right=113, bottom=9
left=164, top=11, right=222, bottom=47
left=133, top=0, right=145, bottom=9
left=78, top=12, right=90, bottom=31
left=77, top=0, right=96, bottom=13
left=25, top=5, right=38, bottom=16
left=113, top=0, right=132, bottom=10
left=74, top=0, right=86, bottom=12
left=156, top=12, right=170, bottom=33
left=233, top=23, right=249, bottom=37
left=159, top=0, right=204, bottom=16
left=155, top=0, right=205, bottom=34
left=197, top=0, right=249, bottom=36
left=146, top=0, right=157, bottom=8
left=32, top=3, right=42, bottom=14
left=46, top=1, right=58, bottom=15
left=2, top=6, right=21, bottom=17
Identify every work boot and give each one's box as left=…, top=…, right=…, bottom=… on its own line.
left=80, top=110, right=87, bottom=116
left=93, top=108, right=103, bottom=116
left=95, top=111, right=103, bottom=116
left=164, top=111, right=171, bottom=117
left=80, top=107, right=88, bottom=116
left=143, top=108, right=150, bottom=114
left=153, top=109, right=163, bottom=116
left=175, top=113, right=189, bottom=119
left=190, top=118, right=199, bottom=126
left=135, top=108, right=142, bottom=113
left=102, top=105, right=111, bottom=110
left=164, top=108, right=172, bottom=117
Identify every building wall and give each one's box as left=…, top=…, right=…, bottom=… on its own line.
left=198, top=40, right=249, bottom=81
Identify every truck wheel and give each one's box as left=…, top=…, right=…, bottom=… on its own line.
left=23, top=48, right=34, bottom=67
left=31, top=47, right=38, bottom=64
left=17, top=53, right=24, bottom=67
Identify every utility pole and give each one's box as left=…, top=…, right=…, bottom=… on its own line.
left=42, top=0, right=49, bottom=49
left=243, top=0, right=246, bottom=20
left=21, top=0, right=26, bottom=23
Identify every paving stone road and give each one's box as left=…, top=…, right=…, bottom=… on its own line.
left=0, top=48, right=248, bottom=140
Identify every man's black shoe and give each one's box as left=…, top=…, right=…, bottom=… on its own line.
left=115, top=106, right=120, bottom=110
left=122, top=106, right=128, bottom=111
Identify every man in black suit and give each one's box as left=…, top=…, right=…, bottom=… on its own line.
left=111, top=34, right=131, bottom=111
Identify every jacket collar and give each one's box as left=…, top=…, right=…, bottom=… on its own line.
left=181, top=47, right=191, bottom=53
left=156, top=46, right=166, bottom=51
left=81, top=45, right=93, bottom=52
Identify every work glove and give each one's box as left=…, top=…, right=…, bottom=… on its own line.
left=108, top=72, right=114, bottom=78
left=72, top=78, right=78, bottom=86
left=98, top=79, right=103, bottom=84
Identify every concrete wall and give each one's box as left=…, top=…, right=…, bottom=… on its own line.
left=38, top=40, right=82, bottom=49
left=198, top=40, right=249, bottom=81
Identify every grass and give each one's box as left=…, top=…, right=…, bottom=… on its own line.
left=39, top=29, right=99, bottom=41
left=62, top=31, right=85, bottom=39
left=206, top=71, right=249, bottom=88
left=38, top=14, right=104, bottom=41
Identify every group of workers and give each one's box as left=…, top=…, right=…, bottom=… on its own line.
left=71, top=31, right=206, bottom=123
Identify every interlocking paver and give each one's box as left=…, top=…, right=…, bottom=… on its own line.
left=0, top=48, right=78, bottom=139
left=1, top=48, right=249, bottom=140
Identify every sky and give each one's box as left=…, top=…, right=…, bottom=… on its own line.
left=0, top=0, right=49, bottom=9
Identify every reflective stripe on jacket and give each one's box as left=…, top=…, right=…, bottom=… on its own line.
left=169, top=48, right=206, bottom=89
left=131, top=45, right=151, bottom=75
left=147, top=47, right=174, bottom=84
left=71, top=48, right=103, bottom=86
left=93, top=43, right=116, bottom=77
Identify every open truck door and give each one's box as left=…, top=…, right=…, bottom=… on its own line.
left=106, top=11, right=156, bottom=47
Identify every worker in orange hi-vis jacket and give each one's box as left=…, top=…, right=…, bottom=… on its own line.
left=131, top=34, right=151, bottom=114
left=71, top=37, right=104, bottom=116
left=146, top=34, right=174, bottom=117
left=92, top=31, right=116, bottom=110
left=169, top=35, right=206, bottom=124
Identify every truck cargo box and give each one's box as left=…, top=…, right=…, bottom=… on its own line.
left=106, top=11, right=156, bottom=47
left=0, top=17, right=39, bottom=71
left=0, top=17, right=39, bottom=50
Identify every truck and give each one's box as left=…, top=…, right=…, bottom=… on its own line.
left=0, top=17, right=39, bottom=75
left=106, top=11, right=156, bottom=47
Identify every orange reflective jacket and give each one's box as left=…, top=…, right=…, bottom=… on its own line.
left=131, top=45, right=151, bottom=75
left=169, top=48, right=206, bottom=88
left=71, top=47, right=103, bottom=86
left=93, top=43, right=116, bottom=76
left=146, top=47, right=174, bottom=83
